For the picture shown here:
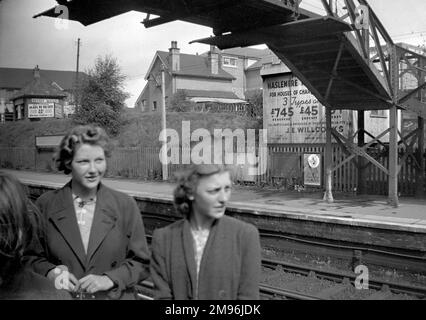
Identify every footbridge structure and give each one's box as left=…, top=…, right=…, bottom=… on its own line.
left=35, top=0, right=426, bottom=206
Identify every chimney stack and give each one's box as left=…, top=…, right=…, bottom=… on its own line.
left=169, top=41, right=180, bottom=72
left=33, top=65, right=40, bottom=79
left=209, top=45, right=219, bottom=75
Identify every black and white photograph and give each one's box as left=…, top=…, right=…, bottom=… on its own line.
left=1, top=0, right=426, bottom=311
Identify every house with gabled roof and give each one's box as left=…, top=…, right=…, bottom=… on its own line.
left=0, top=66, right=86, bottom=121
left=135, top=41, right=267, bottom=112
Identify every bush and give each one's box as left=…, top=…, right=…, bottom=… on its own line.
left=167, top=90, right=196, bottom=112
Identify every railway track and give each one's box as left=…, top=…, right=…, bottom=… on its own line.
left=135, top=258, right=426, bottom=300
left=262, top=258, right=426, bottom=300
left=134, top=280, right=321, bottom=301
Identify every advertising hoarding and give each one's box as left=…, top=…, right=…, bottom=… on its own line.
left=54, top=103, right=63, bottom=118
left=263, top=74, right=350, bottom=144
left=28, top=103, right=55, bottom=118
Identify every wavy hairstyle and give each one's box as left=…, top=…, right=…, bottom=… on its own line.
left=55, top=125, right=112, bottom=174
left=173, top=164, right=232, bottom=219
left=0, top=171, right=40, bottom=285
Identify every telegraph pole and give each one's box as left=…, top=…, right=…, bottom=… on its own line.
left=160, top=65, right=168, bottom=180
left=75, top=38, right=81, bottom=107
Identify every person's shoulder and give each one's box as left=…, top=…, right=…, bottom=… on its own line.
left=35, top=185, right=66, bottom=206
left=101, top=184, right=135, bottom=204
left=155, top=219, right=184, bottom=233
left=222, top=215, right=257, bottom=230
left=153, top=219, right=184, bottom=239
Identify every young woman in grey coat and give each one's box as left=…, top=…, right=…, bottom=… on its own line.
left=150, top=164, right=261, bottom=300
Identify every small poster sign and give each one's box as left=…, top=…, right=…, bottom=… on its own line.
left=303, top=153, right=321, bottom=186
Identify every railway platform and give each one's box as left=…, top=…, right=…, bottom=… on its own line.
left=4, top=168, right=426, bottom=230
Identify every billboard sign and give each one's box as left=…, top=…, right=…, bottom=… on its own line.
left=28, top=103, right=55, bottom=118
left=54, top=103, right=63, bottom=118
left=63, top=104, right=76, bottom=117
left=263, top=74, right=350, bottom=144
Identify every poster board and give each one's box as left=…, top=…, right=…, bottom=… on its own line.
left=54, top=103, right=63, bottom=118
left=263, top=73, right=350, bottom=144
left=28, top=103, right=55, bottom=118
left=303, top=153, right=321, bottom=187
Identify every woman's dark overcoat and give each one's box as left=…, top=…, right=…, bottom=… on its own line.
left=26, top=181, right=150, bottom=299
left=150, top=215, right=261, bottom=300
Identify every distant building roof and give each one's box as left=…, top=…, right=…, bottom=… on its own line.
left=396, top=42, right=426, bottom=56
left=11, top=67, right=67, bottom=100
left=180, top=89, right=240, bottom=99
left=0, top=67, right=86, bottom=90
left=221, top=47, right=269, bottom=59
left=245, top=49, right=282, bottom=70
left=156, top=51, right=235, bottom=80
left=181, top=89, right=246, bottom=104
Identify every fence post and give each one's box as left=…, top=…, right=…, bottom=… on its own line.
left=416, top=117, right=425, bottom=198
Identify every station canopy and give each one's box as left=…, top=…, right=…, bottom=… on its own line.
left=34, top=1, right=400, bottom=110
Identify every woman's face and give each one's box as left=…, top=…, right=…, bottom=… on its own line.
left=192, top=171, right=232, bottom=222
left=70, top=143, right=106, bottom=193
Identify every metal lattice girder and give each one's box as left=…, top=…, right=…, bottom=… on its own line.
left=396, top=45, right=426, bottom=119
left=331, top=127, right=390, bottom=175
left=398, top=129, right=422, bottom=172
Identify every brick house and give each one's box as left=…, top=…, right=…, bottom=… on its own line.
left=135, top=41, right=268, bottom=112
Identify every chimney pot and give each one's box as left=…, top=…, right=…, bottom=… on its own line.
left=169, top=41, right=180, bottom=72
left=33, top=65, right=40, bottom=79
left=209, top=46, right=219, bottom=75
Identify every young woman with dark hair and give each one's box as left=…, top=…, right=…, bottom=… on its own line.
left=0, top=171, right=70, bottom=299
left=25, top=125, right=150, bottom=300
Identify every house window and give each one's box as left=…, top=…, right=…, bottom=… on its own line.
left=370, top=110, right=386, bottom=118
left=141, top=100, right=146, bottom=111
left=223, top=56, right=237, bottom=68
left=152, top=101, right=157, bottom=111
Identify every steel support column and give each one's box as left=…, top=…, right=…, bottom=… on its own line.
left=388, top=104, right=399, bottom=207
left=357, top=110, right=366, bottom=194
left=388, top=45, right=399, bottom=207
left=324, top=107, right=334, bottom=203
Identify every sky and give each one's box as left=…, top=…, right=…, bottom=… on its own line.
left=1, top=0, right=426, bottom=108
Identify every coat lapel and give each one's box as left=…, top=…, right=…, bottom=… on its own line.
left=86, top=184, right=117, bottom=263
left=49, top=182, right=86, bottom=268
left=197, top=218, right=221, bottom=290
left=182, top=219, right=197, bottom=297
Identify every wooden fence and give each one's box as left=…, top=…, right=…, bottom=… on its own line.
left=0, top=147, right=36, bottom=170
left=264, top=144, right=424, bottom=195
left=106, top=146, right=162, bottom=179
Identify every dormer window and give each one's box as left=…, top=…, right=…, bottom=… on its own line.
left=223, top=56, right=237, bottom=68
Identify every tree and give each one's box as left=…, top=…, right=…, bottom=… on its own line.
left=245, top=89, right=263, bottom=125
left=167, top=90, right=196, bottom=112
left=73, top=55, right=129, bottom=136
